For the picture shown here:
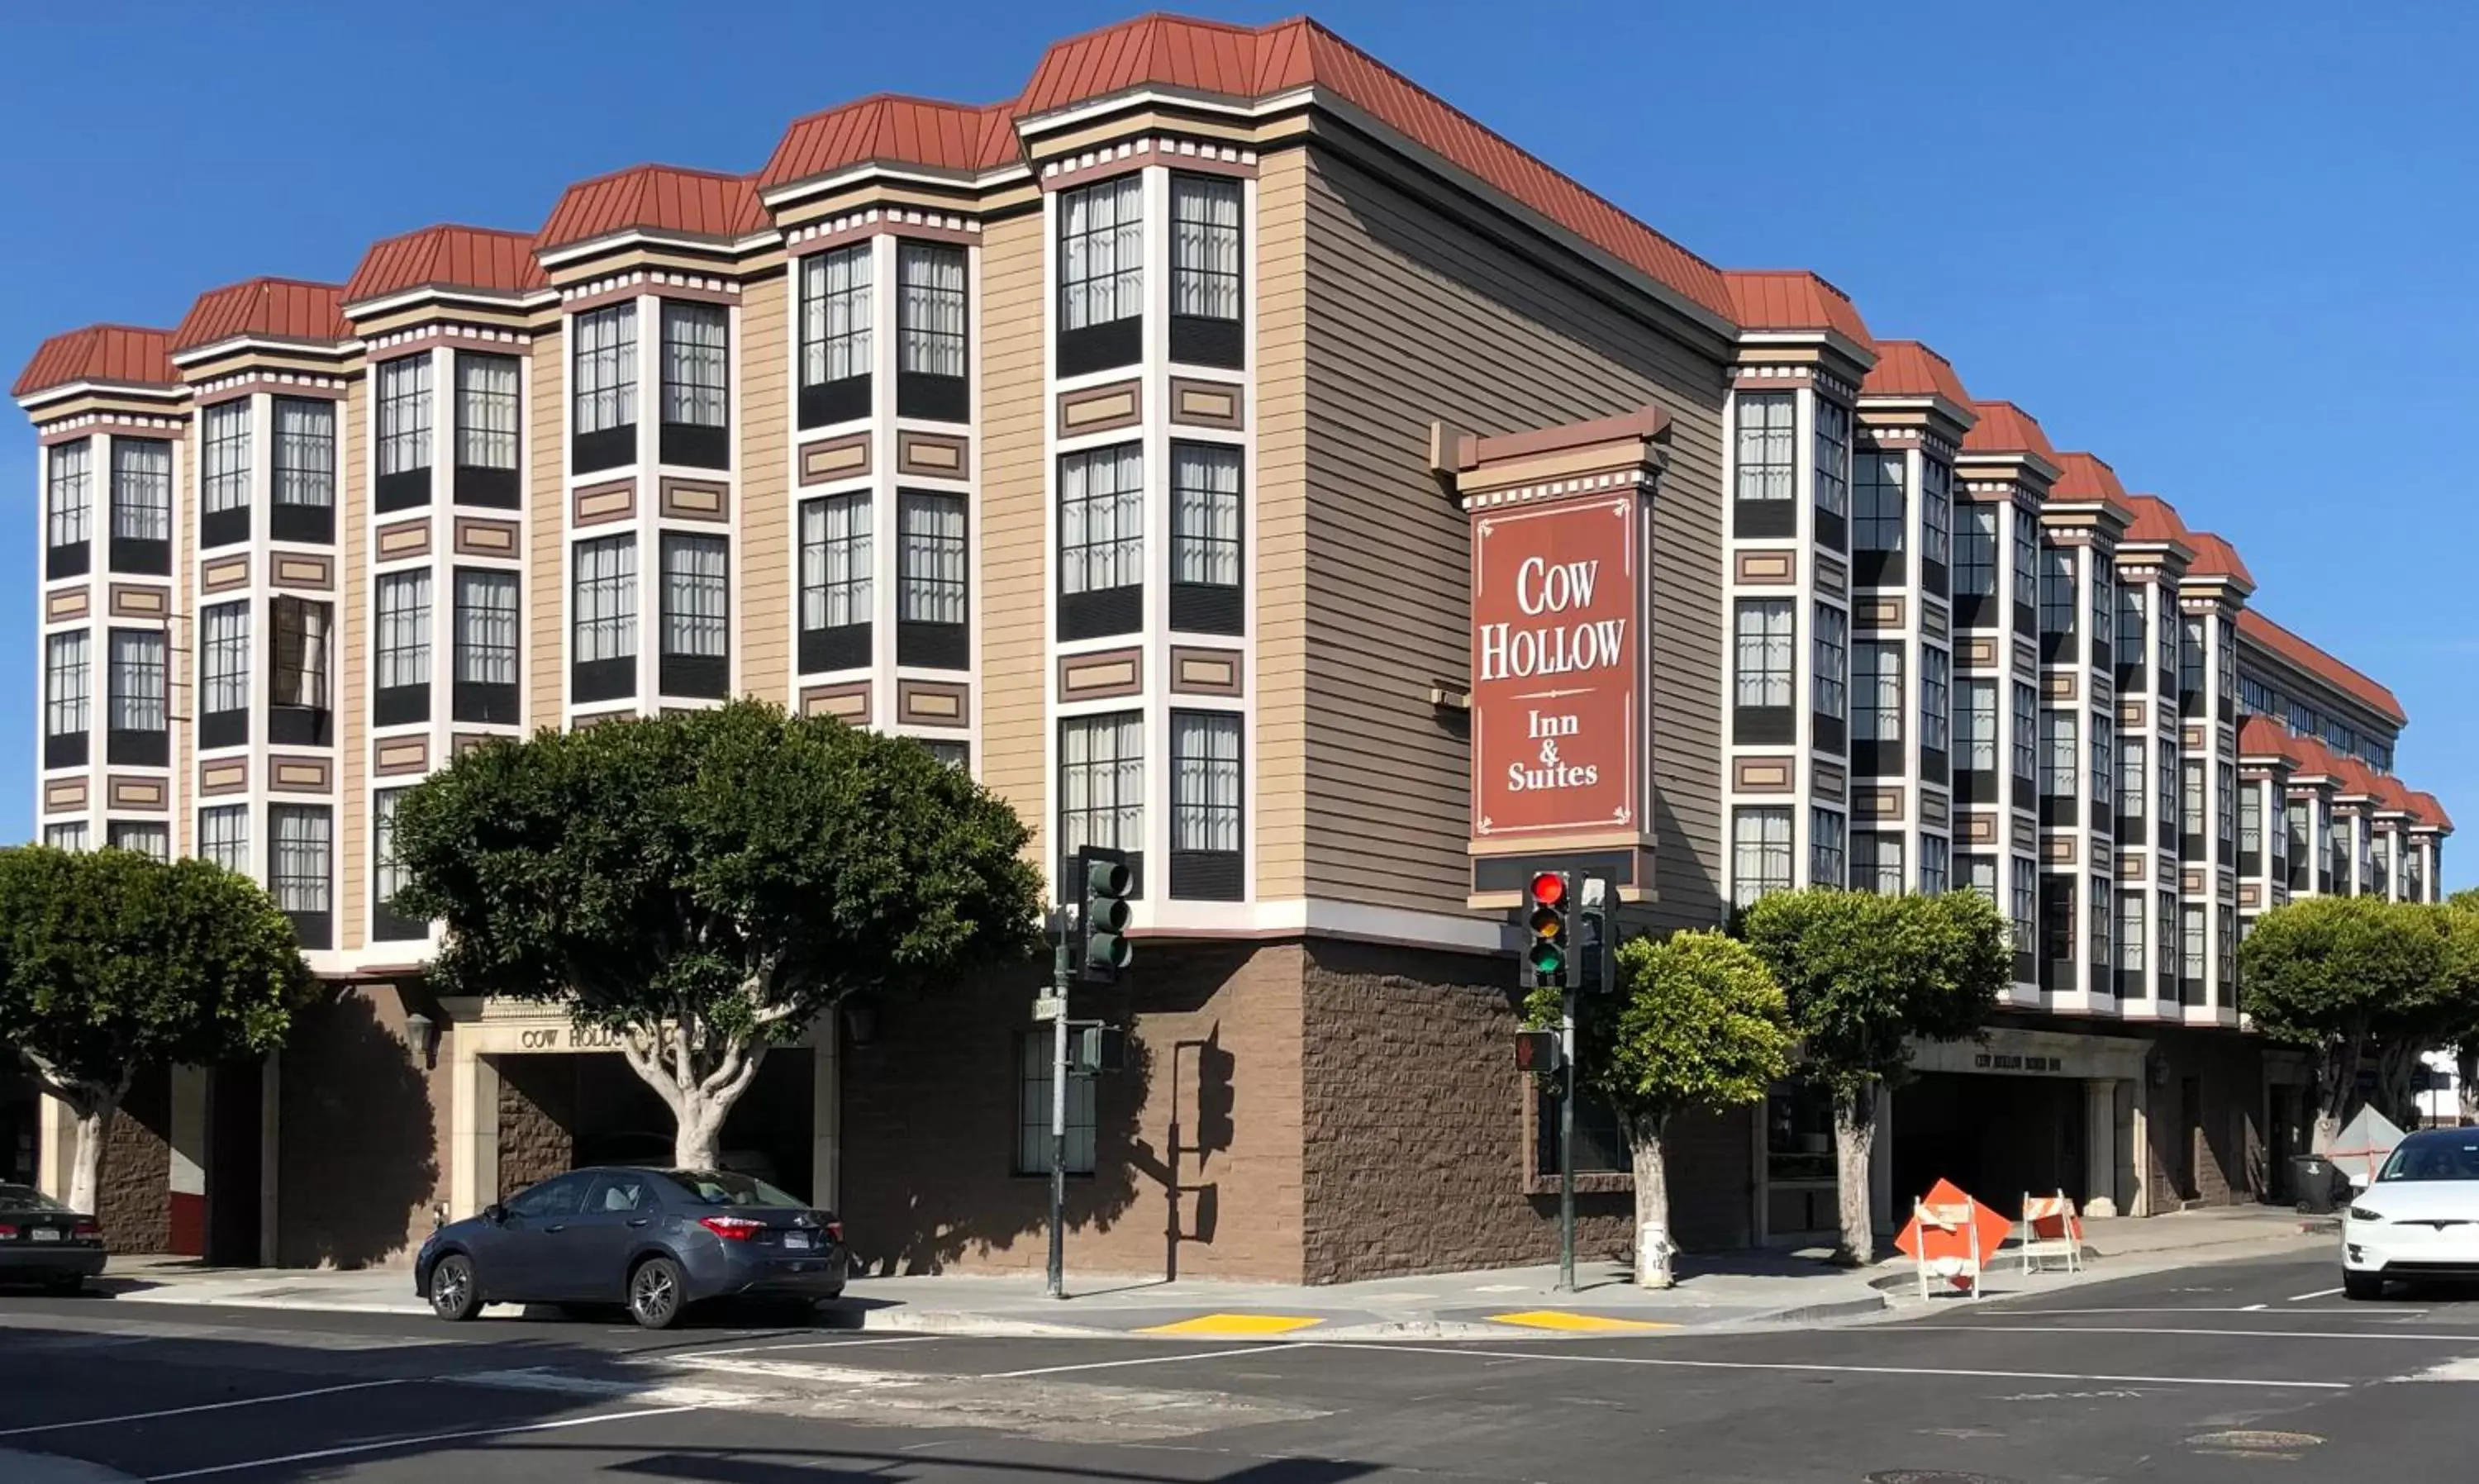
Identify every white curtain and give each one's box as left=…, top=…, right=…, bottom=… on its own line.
left=802, top=245, right=872, bottom=385
left=274, top=396, right=335, bottom=507
left=1173, top=712, right=1241, bottom=852
left=1059, top=713, right=1143, bottom=855
left=1734, top=601, right=1792, bottom=708
left=1060, top=176, right=1143, bottom=330
left=456, top=570, right=518, bottom=684
left=374, top=791, right=405, bottom=902
left=1732, top=807, right=1791, bottom=907
left=456, top=353, right=519, bottom=469
left=377, top=572, right=431, bottom=689
left=45, top=630, right=88, bottom=737
left=1171, top=174, right=1240, bottom=320
left=378, top=356, right=432, bottom=477
left=899, top=493, right=966, bottom=623
left=1173, top=443, right=1240, bottom=585
left=111, top=439, right=171, bottom=540
left=271, top=806, right=331, bottom=913
left=1735, top=394, right=1793, bottom=502
left=661, top=302, right=727, bottom=427
left=1060, top=444, right=1143, bottom=593
left=897, top=243, right=966, bottom=377
left=663, top=536, right=728, bottom=657
left=574, top=536, right=637, bottom=662
left=574, top=304, right=637, bottom=434
left=108, top=630, right=165, bottom=730
left=46, top=440, right=90, bottom=546
left=200, top=805, right=249, bottom=876
left=801, top=493, right=870, bottom=630
left=203, top=400, right=251, bottom=514
left=202, top=602, right=249, bottom=714
left=109, top=823, right=169, bottom=862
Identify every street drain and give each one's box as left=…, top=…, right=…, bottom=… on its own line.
left=2186, top=1429, right=2324, bottom=1453
left=1865, top=1473, right=2020, bottom=1484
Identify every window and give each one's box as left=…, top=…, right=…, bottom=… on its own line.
left=1964, top=854, right=1999, bottom=911
left=2115, top=582, right=2144, bottom=673
left=1956, top=679, right=1997, bottom=774
left=1059, top=443, right=1144, bottom=639
left=2217, top=761, right=2237, bottom=849
left=2040, top=708, right=2076, bottom=798
left=2216, top=619, right=2239, bottom=707
left=2040, top=875, right=2077, bottom=991
left=571, top=535, right=636, bottom=704
left=1169, top=174, right=1242, bottom=366
left=107, top=628, right=167, bottom=764
left=1920, top=647, right=1950, bottom=759
left=189, top=600, right=246, bottom=750
left=1853, top=641, right=1901, bottom=749
left=1059, top=176, right=1144, bottom=373
left=2011, top=506, right=2037, bottom=613
left=2182, top=759, right=2205, bottom=847
left=2240, top=782, right=2264, bottom=870
left=46, top=440, right=92, bottom=574
left=453, top=569, right=520, bottom=725
left=374, top=570, right=431, bottom=725
left=1059, top=712, right=1144, bottom=895
left=1919, top=457, right=1951, bottom=576
left=2012, top=858, right=2039, bottom=956
left=110, top=438, right=171, bottom=573
left=1171, top=441, right=1242, bottom=634
left=44, top=823, right=88, bottom=852
left=1854, top=450, right=1905, bottom=568
left=1170, top=711, right=1243, bottom=899
left=2159, top=597, right=2181, bottom=696
left=1732, top=806, right=1793, bottom=907
left=506, top=1172, right=591, bottom=1220
left=1812, top=398, right=1850, bottom=524
left=2039, top=546, right=2076, bottom=646
left=2178, top=616, right=2205, bottom=703
left=919, top=739, right=969, bottom=770
left=799, top=244, right=872, bottom=426
left=107, top=822, right=169, bottom=862
left=199, top=805, right=248, bottom=877
left=376, top=355, right=432, bottom=511
left=269, top=597, right=333, bottom=744
left=2091, top=722, right=2114, bottom=816
left=573, top=302, right=638, bottom=470
left=2012, top=683, right=2038, bottom=782
left=2162, top=752, right=2182, bottom=845
left=1921, top=835, right=1949, bottom=896
left=454, top=352, right=521, bottom=505
left=202, top=399, right=251, bottom=530
left=896, top=241, right=968, bottom=417
left=2286, top=799, right=2311, bottom=887
left=372, top=788, right=423, bottom=941
left=1016, top=1032, right=1097, bottom=1176
left=659, top=533, right=729, bottom=697
left=1734, top=600, right=1794, bottom=710
left=1853, top=832, right=1905, bottom=895
left=2117, top=892, right=2145, bottom=985
left=897, top=492, right=968, bottom=670
left=270, top=804, right=333, bottom=949
left=2119, top=735, right=2145, bottom=823
left=43, top=630, right=89, bottom=768
left=1811, top=603, right=1847, bottom=721
left=1810, top=808, right=1846, bottom=887
left=2088, top=559, right=2114, bottom=665
left=1954, top=504, right=1996, bottom=603
left=2090, top=873, right=2112, bottom=988
left=798, top=493, right=871, bottom=672
left=659, top=301, right=729, bottom=467
left=1734, top=392, right=1794, bottom=533
left=2181, top=903, right=2205, bottom=988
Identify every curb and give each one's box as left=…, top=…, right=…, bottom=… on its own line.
left=0, top=1448, right=142, bottom=1484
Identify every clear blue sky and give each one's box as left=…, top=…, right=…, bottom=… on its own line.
left=7, top=1, right=2474, bottom=884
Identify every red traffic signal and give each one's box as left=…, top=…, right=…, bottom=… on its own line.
left=1528, top=872, right=1566, bottom=907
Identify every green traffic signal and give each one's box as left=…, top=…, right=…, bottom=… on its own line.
left=1079, top=849, right=1135, bottom=981
left=1526, top=940, right=1566, bottom=976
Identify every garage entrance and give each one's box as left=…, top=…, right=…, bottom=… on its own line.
left=493, top=1051, right=816, bottom=1202
left=1891, top=1072, right=2086, bottom=1221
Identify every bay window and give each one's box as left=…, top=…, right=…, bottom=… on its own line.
left=372, top=788, right=425, bottom=943
left=272, top=396, right=335, bottom=541
left=659, top=301, right=729, bottom=468
left=45, top=823, right=87, bottom=852
left=1811, top=602, right=1848, bottom=752
left=375, top=355, right=433, bottom=512
left=1733, top=599, right=1794, bottom=744
left=454, top=351, right=521, bottom=507
left=107, top=822, right=169, bottom=862
left=109, top=437, right=171, bottom=574
left=199, top=804, right=249, bottom=878
left=1732, top=806, right=1793, bottom=908
left=271, top=804, right=334, bottom=950
left=453, top=568, right=521, bottom=725
left=659, top=532, right=729, bottom=698
left=1853, top=450, right=1905, bottom=583
left=2090, top=721, right=2114, bottom=829
left=1920, top=645, right=1951, bottom=773
left=202, top=398, right=251, bottom=548
left=573, top=302, right=638, bottom=473
left=798, top=492, right=871, bottom=673
left=897, top=491, right=967, bottom=670
left=798, top=244, right=872, bottom=426
left=897, top=241, right=968, bottom=420
left=1955, top=678, right=1996, bottom=800
left=1812, top=397, right=1850, bottom=548
left=1059, top=442, right=1143, bottom=640
left=2013, top=858, right=2039, bottom=963
left=1810, top=808, right=1846, bottom=887
left=2115, top=581, right=2145, bottom=682
left=1059, top=711, right=1144, bottom=897
left=1169, top=174, right=1243, bottom=368
left=2040, top=707, right=2076, bottom=825
left=44, top=630, right=89, bottom=769
left=1853, top=832, right=1905, bottom=896
left=1921, top=835, right=1949, bottom=897
left=1953, top=503, right=1996, bottom=624
left=1169, top=710, right=1243, bottom=900
left=2239, top=781, right=2264, bottom=877
left=1733, top=392, right=1795, bottom=538
left=2010, top=506, right=2037, bottom=621
left=46, top=439, right=91, bottom=578
left=2088, top=558, right=2114, bottom=673
left=374, top=570, right=431, bottom=726
left=2039, top=545, right=2075, bottom=662
left=269, top=597, right=333, bottom=745
left=199, top=601, right=250, bottom=750
left=107, top=627, right=167, bottom=765
left=2118, top=891, right=2147, bottom=998
left=1170, top=441, right=1242, bottom=635
left=1058, top=175, right=1143, bottom=375
left=1852, top=640, right=1901, bottom=773
left=571, top=535, right=636, bottom=704
left=2012, top=682, right=2039, bottom=793
left=1919, top=456, right=1951, bottom=592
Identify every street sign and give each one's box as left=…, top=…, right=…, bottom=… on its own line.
left=1032, top=995, right=1066, bottom=1023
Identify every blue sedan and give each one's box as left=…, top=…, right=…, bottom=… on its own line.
left=416, top=1167, right=846, bottom=1329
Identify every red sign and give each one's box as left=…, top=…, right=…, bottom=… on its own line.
left=1469, top=495, right=1639, bottom=840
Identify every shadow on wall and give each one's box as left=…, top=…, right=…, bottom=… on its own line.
left=275, top=987, right=440, bottom=1268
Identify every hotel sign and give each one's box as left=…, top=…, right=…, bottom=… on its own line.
left=1469, top=493, right=1642, bottom=840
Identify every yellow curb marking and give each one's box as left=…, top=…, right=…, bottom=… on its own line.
left=1140, top=1313, right=1325, bottom=1337
left=1488, top=1310, right=1677, bottom=1333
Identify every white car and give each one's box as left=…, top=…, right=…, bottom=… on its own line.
left=2341, top=1129, right=2479, bottom=1299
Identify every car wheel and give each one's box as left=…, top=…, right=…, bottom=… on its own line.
left=429, top=1253, right=483, bottom=1322
left=2343, top=1268, right=2385, bottom=1301
left=627, top=1256, right=686, bottom=1330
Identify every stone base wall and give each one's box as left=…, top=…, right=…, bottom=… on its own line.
left=97, top=1064, right=171, bottom=1253
left=274, top=982, right=450, bottom=1268
left=2146, top=1025, right=2267, bottom=1208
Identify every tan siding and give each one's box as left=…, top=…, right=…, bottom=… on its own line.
left=1253, top=153, right=1311, bottom=900
left=338, top=378, right=368, bottom=951
left=174, top=430, right=197, bottom=860
left=526, top=330, right=564, bottom=721
left=737, top=269, right=790, bottom=702
left=977, top=212, right=1047, bottom=866
left=1296, top=146, right=1728, bottom=929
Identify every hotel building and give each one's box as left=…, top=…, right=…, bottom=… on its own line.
left=12, top=12, right=2452, bottom=1274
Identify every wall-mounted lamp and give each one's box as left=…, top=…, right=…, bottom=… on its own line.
left=403, top=1011, right=440, bottom=1070
left=842, top=1001, right=878, bottom=1049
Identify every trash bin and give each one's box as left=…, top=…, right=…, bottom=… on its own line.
left=2291, top=1155, right=2348, bottom=1215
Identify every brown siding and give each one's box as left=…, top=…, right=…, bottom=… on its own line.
left=527, top=328, right=566, bottom=721
left=1254, top=150, right=1310, bottom=899
left=737, top=269, right=791, bottom=702
left=1289, top=145, right=1729, bottom=929
left=977, top=211, right=1047, bottom=863
left=338, top=378, right=368, bottom=950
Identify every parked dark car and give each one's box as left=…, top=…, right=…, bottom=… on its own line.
left=414, top=1167, right=845, bottom=1329
left=0, top=1182, right=107, bottom=1293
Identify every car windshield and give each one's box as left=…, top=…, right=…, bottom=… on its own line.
left=0, top=1184, right=71, bottom=1213
left=668, top=1170, right=807, bottom=1208
left=2377, top=1138, right=2479, bottom=1182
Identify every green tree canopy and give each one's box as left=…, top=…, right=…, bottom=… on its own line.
left=2242, top=895, right=2450, bottom=1134
left=390, top=700, right=1044, bottom=1169
left=0, top=846, right=307, bottom=1213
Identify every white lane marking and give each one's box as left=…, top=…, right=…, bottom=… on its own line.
left=982, top=1344, right=1296, bottom=1379
left=1900, top=1324, right=2479, bottom=1343
left=2290, top=1287, right=2347, bottom=1302
left=2402, top=1356, right=2479, bottom=1382
left=2244, top=1304, right=2270, bottom=1311
left=143, top=1404, right=700, bottom=1481
left=1302, top=1339, right=2348, bottom=1391
left=1963, top=1306, right=2428, bottom=1316
left=0, top=1379, right=407, bottom=1439
left=664, top=1334, right=946, bottom=1362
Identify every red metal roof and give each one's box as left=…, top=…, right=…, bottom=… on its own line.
left=2051, top=451, right=2126, bottom=504
left=1960, top=400, right=2056, bottom=459
left=2119, top=493, right=2190, bottom=545
left=2185, top=531, right=2256, bottom=589
left=12, top=324, right=177, bottom=397
left=1860, top=340, right=1971, bottom=405
left=2238, top=609, right=2405, bottom=726
left=345, top=224, right=545, bottom=305
left=760, top=95, right=1019, bottom=190
left=171, top=278, right=349, bottom=353
left=1721, top=270, right=1874, bottom=350
left=2237, top=715, right=2296, bottom=765
left=537, top=165, right=767, bottom=253
left=1012, top=14, right=1734, bottom=322
left=2407, top=791, right=2455, bottom=832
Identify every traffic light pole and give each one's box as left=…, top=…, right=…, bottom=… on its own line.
left=1558, top=984, right=1576, bottom=1293
left=1046, top=914, right=1071, bottom=1301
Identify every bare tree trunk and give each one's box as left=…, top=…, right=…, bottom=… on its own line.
left=2458, top=1045, right=2479, bottom=1127
left=1833, top=1083, right=1878, bottom=1268
left=1620, top=1111, right=1672, bottom=1288
left=69, top=1097, right=116, bottom=1216
left=613, top=1025, right=768, bottom=1173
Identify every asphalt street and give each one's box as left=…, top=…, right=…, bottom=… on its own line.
left=2, top=1252, right=2474, bottom=1482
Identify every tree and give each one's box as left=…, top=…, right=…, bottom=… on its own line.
left=1531, top=930, right=1790, bottom=1287
left=1739, top=889, right=2010, bottom=1266
left=0, top=846, right=306, bottom=1214
left=2240, top=895, right=2448, bottom=1147
left=2443, top=893, right=2479, bottom=1126
left=391, top=701, right=1044, bottom=1168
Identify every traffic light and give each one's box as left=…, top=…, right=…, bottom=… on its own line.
left=1074, top=1024, right=1127, bottom=1075
left=1525, top=871, right=1570, bottom=988
left=1079, top=846, right=1133, bottom=982
left=1513, top=1029, right=1564, bottom=1073
left=1577, top=873, right=1614, bottom=995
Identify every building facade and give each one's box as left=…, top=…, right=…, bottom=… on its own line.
left=13, top=12, right=2453, bottom=1275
